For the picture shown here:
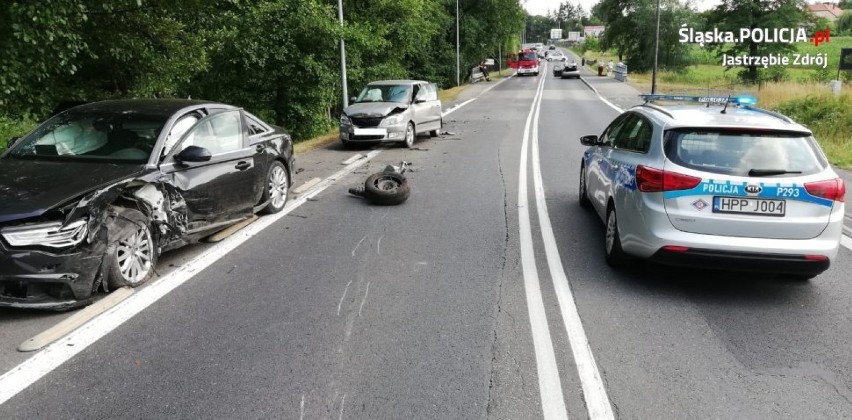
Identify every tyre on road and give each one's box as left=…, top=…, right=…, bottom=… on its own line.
left=605, top=205, right=629, bottom=267
left=106, top=208, right=158, bottom=289
left=260, top=161, right=289, bottom=214
left=363, top=172, right=410, bottom=205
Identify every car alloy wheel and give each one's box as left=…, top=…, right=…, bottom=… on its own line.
left=605, top=211, right=617, bottom=254
left=116, top=225, right=154, bottom=285
left=404, top=122, right=415, bottom=148
left=269, top=164, right=289, bottom=210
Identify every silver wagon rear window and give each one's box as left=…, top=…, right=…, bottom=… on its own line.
left=664, top=129, right=827, bottom=177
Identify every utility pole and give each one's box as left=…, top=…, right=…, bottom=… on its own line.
left=456, top=0, right=460, bottom=86
left=338, top=0, right=349, bottom=108
left=651, top=0, right=661, bottom=94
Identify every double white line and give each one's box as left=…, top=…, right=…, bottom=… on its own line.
left=518, top=69, right=615, bottom=419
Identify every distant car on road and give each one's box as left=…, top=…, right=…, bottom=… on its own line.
left=553, top=61, right=580, bottom=78
left=339, top=80, right=442, bottom=148
left=0, top=99, right=294, bottom=309
left=547, top=52, right=567, bottom=62
left=578, top=95, right=845, bottom=279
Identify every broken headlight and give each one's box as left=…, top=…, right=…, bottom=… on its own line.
left=379, top=114, right=404, bottom=127
left=1, top=219, right=88, bottom=248
left=340, top=115, right=351, bottom=125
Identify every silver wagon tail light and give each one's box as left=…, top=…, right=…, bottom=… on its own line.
left=636, top=165, right=701, bottom=192
left=804, top=179, right=845, bottom=202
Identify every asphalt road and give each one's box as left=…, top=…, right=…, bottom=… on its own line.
left=2, top=63, right=852, bottom=419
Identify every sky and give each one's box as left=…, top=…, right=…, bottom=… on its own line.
left=521, top=0, right=724, bottom=16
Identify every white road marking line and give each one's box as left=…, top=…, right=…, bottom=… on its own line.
left=293, top=177, right=322, bottom=194
left=358, top=282, right=370, bottom=317
left=531, top=73, right=615, bottom=420
left=438, top=73, right=515, bottom=118
left=441, top=99, right=476, bottom=118
left=518, top=62, right=570, bottom=420
left=0, top=60, right=504, bottom=407
left=0, top=149, right=383, bottom=407
left=17, top=287, right=134, bottom=352
left=351, top=234, right=368, bottom=257
left=341, top=154, right=364, bottom=165
left=299, top=394, right=305, bottom=420
left=337, top=280, right=353, bottom=317
left=338, top=393, right=347, bottom=420
left=841, top=235, right=852, bottom=251
left=578, top=77, right=624, bottom=113
left=376, top=235, right=383, bottom=256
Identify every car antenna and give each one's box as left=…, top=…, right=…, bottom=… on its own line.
left=720, top=95, right=731, bottom=114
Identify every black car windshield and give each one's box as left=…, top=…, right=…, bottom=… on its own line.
left=520, top=52, right=537, bottom=61
left=6, top=110, right=169, bottom=163
left=664, top=129, right=827, bottom=176
left=355, top=85, right=412, bottom=104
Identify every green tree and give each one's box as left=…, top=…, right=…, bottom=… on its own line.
left=837, top=13, right=852, bottom=35
left=708, top=0, right=809, bottom=83
left=594, top=0, right=694, bottom=71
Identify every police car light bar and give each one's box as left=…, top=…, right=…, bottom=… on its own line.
left=639, top=94, right=757, bottom=105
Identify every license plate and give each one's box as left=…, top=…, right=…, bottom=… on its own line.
left=712, top=196, right=786, bottom=216
left=353, top=128, right=387, bottom=136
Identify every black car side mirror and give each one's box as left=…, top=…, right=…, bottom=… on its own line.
left=580, top=135, right=599, bottom=146
left=350, top=96, right=357, bottom=103
left=414, top=98, right=427, bottom=104
left=8, top=136, right=20, bottom=148
left=175, top=145, right=212, bottom=163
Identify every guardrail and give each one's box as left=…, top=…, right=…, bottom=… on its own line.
left=471, top=66, right=485, bottom=83
left=614, top=63, right=628, bottom=82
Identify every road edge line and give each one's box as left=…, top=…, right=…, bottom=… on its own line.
left=841, top=234, right=852, bottom=251
left=578, top=77, right=624, bottom=113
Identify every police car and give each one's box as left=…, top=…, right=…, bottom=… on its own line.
left=578, top=94, right=846, bottom=279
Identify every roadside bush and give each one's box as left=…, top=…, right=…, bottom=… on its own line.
left=773, top=94, right=852, bottom=168
left=0, top=115, right=37, bottom=153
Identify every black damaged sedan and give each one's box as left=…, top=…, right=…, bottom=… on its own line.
left=0, top=99, right=294, bottom=310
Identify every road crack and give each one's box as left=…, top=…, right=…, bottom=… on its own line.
left=487, top=146, right=512, bottom=416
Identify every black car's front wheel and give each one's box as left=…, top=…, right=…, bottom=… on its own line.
left=261, top=161, right=290, bottom=214
left=107, top=208, right=157, bottom=289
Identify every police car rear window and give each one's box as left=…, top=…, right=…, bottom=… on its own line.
left=664, top=129, right=827, bottom=177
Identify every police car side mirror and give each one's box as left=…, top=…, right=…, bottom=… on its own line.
left=580, top=135, right=598, bottom=146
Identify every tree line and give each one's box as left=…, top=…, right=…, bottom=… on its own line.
left=0, top=0, right=524, bottom=140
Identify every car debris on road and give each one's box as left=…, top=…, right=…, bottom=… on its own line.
left=349, top=162, right=411, bottom=205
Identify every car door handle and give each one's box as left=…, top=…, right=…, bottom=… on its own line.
left=235, top=161, right=251, bottom=171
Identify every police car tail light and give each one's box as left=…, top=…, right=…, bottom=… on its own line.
left=636, top=165, right=701, bottom=192
left=804, top=179, right=845, bottom=202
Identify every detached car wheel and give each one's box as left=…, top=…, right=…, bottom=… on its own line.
left=605, top=206, right=628, bottom=267
left=261, top=161, right=289, bottom=214
left=107, top=208, right=157, bottom=289
left=363, top=172, right=411, bottom=205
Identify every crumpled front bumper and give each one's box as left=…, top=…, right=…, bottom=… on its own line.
left=0, top=240, right=105, bottom=310
left=339, top=124, right=407, bottom=142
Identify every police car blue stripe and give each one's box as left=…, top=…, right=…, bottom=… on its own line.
left=663, top=181, right=833, bottom=207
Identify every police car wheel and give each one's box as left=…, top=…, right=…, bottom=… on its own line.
left=605, top=206, right=628, bottom=267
